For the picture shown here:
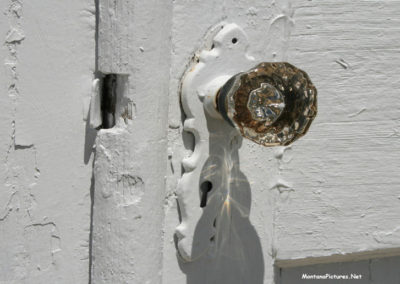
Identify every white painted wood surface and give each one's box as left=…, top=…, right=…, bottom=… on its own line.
left=0, top=0, right=95, bottom=283
left=91, top=1, right=172, bottom=283
left=164, top=0, right=400, bottom=283
left=1, top=0, right=399, bottom=283
left=272, top=0, right=400, bottom=265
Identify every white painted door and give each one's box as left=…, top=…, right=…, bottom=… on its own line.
left=1, top=1, right=400, bottom=284
left=162, top=1, right=400, bottom=283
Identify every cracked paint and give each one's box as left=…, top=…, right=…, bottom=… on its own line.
left=1, top=0, right=94, bottom=282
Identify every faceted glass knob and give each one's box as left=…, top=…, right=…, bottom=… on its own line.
left=247, top=82, right=285, bottom=125
left=217, top=62, right=317, bottom=146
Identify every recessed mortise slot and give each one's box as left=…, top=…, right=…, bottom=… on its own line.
left=97, top=73, right=131, bottom=129
left=200, top=181, right=213, bottom=208
left=101, top=74, right=117, bottom=129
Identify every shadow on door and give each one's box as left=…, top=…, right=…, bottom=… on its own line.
left=177, top=114, right=265, bottom=284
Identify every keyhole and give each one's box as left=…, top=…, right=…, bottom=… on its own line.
left=200, top=181, right=213, bottom=208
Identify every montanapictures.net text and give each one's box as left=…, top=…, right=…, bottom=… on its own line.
left=302, top=273, right=362, bottom=280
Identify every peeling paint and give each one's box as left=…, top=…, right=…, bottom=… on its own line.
left=23, top=222, right=61, bottom=270
left=5, top=28, right=25, bottom=43
left=373, top=227, right=400, bottom=245
left=270, top=179, right=293, bottom=194
left=335, top=58, right=350, bottom=69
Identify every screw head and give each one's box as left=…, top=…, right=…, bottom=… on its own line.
left=217, top=62, right=317, bottom=146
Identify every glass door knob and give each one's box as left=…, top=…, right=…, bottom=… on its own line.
left=216, top=62, right=317, bottom=146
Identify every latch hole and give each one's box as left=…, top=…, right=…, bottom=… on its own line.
left=101, top=74, right=117, bottom=129
left=231, top=37, right=238, bottom=44
left=97, top=73, right=131, bottom=129
left=200, top=181, right=213, bottom=208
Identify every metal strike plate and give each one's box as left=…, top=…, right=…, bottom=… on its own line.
left=175, top=23, right=317, bottom=262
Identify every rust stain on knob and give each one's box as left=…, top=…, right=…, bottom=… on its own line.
left=217, top=62, right=317, bottom=146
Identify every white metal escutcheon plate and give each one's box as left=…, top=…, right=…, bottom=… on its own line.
left=176, top=23, right=255, bottom=262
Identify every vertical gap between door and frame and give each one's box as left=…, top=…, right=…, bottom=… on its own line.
left=88, top=0, right=100, bottom=283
